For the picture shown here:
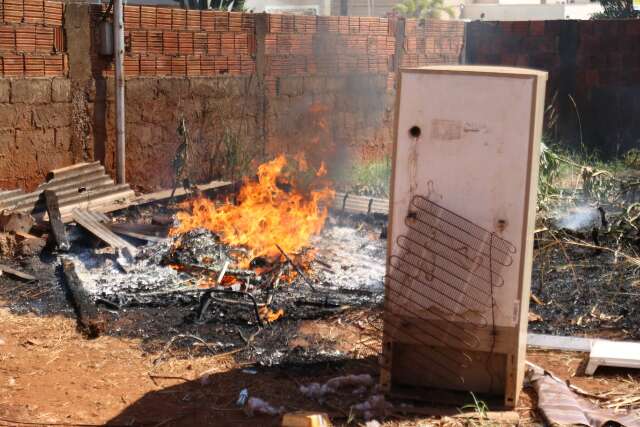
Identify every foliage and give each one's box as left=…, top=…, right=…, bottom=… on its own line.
left=539, top=142, right=563, bottom=211
left=591, top=0, right=639, bottom=19
left=581, top=166, right=618, bottom=202
left=624, top=148, right=640, bottom=169
left=179, top=0, right=246, bottom=11
left=459, top=393, right=490, bottom=427
left=392, top=0, right=455, bottom=19
left=221, top=127, right=252, bottom=180
left=340, top=157, right=392, bottom=198
left=537, top=142, right=628, bottom=211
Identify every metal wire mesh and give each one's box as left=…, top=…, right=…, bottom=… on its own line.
left=383, top=195, right=516, bottom=386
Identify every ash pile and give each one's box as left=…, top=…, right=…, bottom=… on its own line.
left=70, top=222, right=386, bottom=322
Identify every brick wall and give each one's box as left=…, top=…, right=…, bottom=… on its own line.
left=92, top=6, right=256, bottom=78
left=0, top=2, right=465, bottom=190
left=0, top=0, right=66, bottom=77
left=263, top=15, right=397, bottom=173
left=0, top=77, right=74, bottom=189
left=402, top=19, right=464, bottom=67
left=466, top=20, right=640, bottom=155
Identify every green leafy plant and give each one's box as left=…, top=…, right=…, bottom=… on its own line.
left=581, top=166, right=618, bottom=202
left=538, top=142, right=563, bottom=212
left=591, top=0, right=639, bottom=18
left=393, top=0, right=455, bottom=19
left=221, top=127, right=253, bottom=180
left=459, top=392, right=490, bottom=427
left=340, top=157, right=392, bottom=198
left=624, top=148, right=640, bottom=169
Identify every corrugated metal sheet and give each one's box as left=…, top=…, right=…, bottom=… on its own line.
left=0, top=162, right=135, bottom=223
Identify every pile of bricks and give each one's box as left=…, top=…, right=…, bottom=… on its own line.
left=0, top=0, right=66, bottom=77
left=97, top=5, right=256, bottom=77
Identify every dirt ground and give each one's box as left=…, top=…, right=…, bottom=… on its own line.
left=2, top=296, right=638, bottom=427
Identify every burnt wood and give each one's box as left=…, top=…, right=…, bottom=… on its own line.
left=62, top=259, right=104, bottom=338
left=0, top=264, right=36, bottom=281
left=44, top=190, right=70, bottom=251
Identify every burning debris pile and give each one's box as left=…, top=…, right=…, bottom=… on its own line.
left=60, top=155, right=385, bottom=360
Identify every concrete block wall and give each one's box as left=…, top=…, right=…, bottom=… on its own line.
left=466, top=19, right=640, bottom=155
left=97, top=76, right=261, bottom=190
left=0, top=77, right=74, bottom=189
left=0, top=0, right=74, bottom=190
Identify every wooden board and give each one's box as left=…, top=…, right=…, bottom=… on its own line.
left=108, top=223, right=168, bottom=242
left=44, top=190, right=70, bottom=251
left=382, top=65, right=547, bottom=407
left=131, top=180, right=231, bottom=206
left=62, top=259, right=104, bottom=337
left=0, top=264, right=36, bottom=281
left=585, top=340, right=640, bottom=375
left=527, top=333, right=593, bottom=353
left=72, top=209, right=138, bottom=256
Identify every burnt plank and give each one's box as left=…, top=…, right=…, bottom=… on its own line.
left=0, top=264, right=36, bottom=281
left=72, top=209, right=138, bottom=256
left=44, top=190, right=70, bottom=251
left=62, top=259, right=104, bottom=338
left=108, top=222, right=168, bottom=243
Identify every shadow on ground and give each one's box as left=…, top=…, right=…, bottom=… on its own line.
left=105, top=357, right=384, bottom=427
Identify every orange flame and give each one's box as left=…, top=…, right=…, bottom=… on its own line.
left=170, top=155, right=335, bottom=264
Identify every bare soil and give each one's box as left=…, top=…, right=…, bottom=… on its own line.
left=1, top=282, right=638, bottom=427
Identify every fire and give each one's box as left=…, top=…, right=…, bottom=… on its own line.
left=170, top=155, right=335, bottom=264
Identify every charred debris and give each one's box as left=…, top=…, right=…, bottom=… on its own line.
left=0, top=157, right=388, bottom=369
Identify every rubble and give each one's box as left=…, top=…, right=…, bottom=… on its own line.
left=352, top=395, right=393, bottom=421
left=244, top=396, right=284, bottom=417
left=0, top=232, right=17, bottom=256
left=300, top=374, right=375, bottom=402
left=0, top=211, right=34, bottom=233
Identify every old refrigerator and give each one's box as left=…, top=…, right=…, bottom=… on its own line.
left=381, top=65, right=547, bottom=406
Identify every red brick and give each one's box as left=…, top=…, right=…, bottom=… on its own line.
left=201, top=11, right=214, bottom=30
left=171, top=55, right=186, bottom=75
left=156, top=55, right=171, bottom=75
left=186, top=55, right=201, bottom=76
left=124, top=54, right=140, bottom=76
left=44, top=1, right=63, bottom=27
left=156, top=8, right=172, bottom=30
left=23, top=0, right=45, bottom=25
left=25, top=55, right=45, bottom=76
left=529, top=21, right=545, bottom=36
left=3, top=54, right=24, bottom=76
left=178, top=31, right=193, bottom=55
left=130, top=30, right=147, bottom=54
left=213, top=12, right=228, bottom=32
left=0, top=27, right=16, bottom=51
left=194, top=32, right=207, bottom=55
left=140, top=6, right=157, bottom=28
left=163, top=31, right=178, bottom=55
left=147, top=31, right=162, bottom=54
left=186, top=10, right=201, bottom=31
left=123, top=5, right=141, bottom=29
left=15, top=26, right=37, bottom=53
left=140, top=55, right=156, bottom=75
left=171, top=8, right=186, bottom=30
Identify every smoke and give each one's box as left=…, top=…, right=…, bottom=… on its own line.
left=554, top=205, right=600, bottom=231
